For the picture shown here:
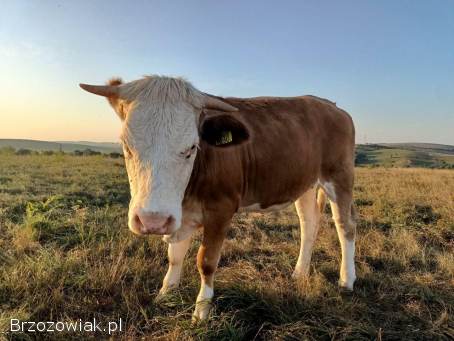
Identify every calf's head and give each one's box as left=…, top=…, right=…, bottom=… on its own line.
left=80, top=76, right=249, bottom=236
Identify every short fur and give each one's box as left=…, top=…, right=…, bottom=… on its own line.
left=182, top=94, right=357, bottom=320
left=80, top=75, right=357, bottom=321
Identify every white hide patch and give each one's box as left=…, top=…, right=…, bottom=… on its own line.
left=238, top=202, right=293, bottom=213
left=163, top=225, right=197, bottom=244
left=197, top=282, right=214, bottom=302
left=193, top=281, right=214, bottom=321
left=293, top=187, right=319, bottom=278
left=158, top=235, right=193, bottom=297
left=338, top=238, right=356, bottom=290
left=317, top=180, right=337, bottom=202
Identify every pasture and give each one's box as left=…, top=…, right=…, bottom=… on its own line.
left=0, top=152, right=453, bottom=340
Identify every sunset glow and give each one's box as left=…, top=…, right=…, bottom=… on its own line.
left=1, top=1, right=453, bottom=144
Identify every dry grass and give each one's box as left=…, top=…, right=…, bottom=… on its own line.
left=0, top=154, right=453, bottom=340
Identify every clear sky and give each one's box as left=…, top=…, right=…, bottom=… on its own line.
left=1, top=0, right=453, bottom=144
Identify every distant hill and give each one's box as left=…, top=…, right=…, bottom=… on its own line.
left=0, top=139, right=121, bottom=153
left=377, top=143, right=454, bottom=155
left=356, top=143, right=454, bottom=168
left=1, top=139, right=453, bottom=168
left=57, top=141, right=121, bottom=150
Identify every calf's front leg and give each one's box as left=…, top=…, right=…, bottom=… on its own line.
left=192, top=220, right=229, bottom=322
left=157, top=234, right=193, bottom=298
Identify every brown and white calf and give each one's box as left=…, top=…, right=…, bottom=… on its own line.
left=80, top=75, right=357, bottom=321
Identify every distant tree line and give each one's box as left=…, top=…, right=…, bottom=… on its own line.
left=354, top=152, right=369, bottom=165
left=0, top=147, right=123, bottom=158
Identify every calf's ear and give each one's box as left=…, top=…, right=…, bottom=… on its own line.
left=200, top=114, right=250, bottom=147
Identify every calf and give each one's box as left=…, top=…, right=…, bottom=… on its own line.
left=80, top=75, right=357, bottom=321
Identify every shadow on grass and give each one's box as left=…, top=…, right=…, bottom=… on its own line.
left=404, top=204, right=441, bottom=225
left=203, top=275, right=453, bottom=340
left=3, top=256, right=452, bottom=340
left=357, top=216, right=392, bottom=233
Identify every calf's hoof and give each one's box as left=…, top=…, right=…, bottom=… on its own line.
left=291, top=268, right=309, bottom=280
left=154, top=285, right=177, bottom=303
left=338, top=278, right=355, bottom=291
left=192, top=300, right=212, bottom=323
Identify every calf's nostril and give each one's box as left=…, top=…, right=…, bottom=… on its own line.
left=133, top=212, right=175, bottom=234
left=134, top=214, right=143, bottom=226
left=165, top=215, right=175, bottom=227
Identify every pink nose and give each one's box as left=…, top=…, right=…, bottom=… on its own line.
left=132, top=211, right=174, bottom=235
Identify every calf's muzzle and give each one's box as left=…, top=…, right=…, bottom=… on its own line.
left=130, top=209, right=175, bottom=235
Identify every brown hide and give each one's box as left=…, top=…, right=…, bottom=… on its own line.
left=185, top=95, right=355, bottom=224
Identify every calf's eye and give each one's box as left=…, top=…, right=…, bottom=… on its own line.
left=180, top=144, right=198, bottom=159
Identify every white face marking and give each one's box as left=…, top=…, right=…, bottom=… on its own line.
left=121, top=83, right=202, bottom=235
left=238, top=201, right=292, bottom=213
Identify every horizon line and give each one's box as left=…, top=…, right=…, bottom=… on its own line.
left=0, top=138, right=453, bottom=147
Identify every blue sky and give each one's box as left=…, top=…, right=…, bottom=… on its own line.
left=0, top=0, right=453, bottom=144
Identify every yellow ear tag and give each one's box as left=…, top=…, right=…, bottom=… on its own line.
left=215, top=130, right=233, bottom=145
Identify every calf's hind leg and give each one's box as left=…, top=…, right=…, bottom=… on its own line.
left=329, top=185, right=357, bottom=290
left=293, top=187, right=321, bottom=279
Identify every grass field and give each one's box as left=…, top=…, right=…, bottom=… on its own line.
left=0, top=153, right=453, bottom=340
